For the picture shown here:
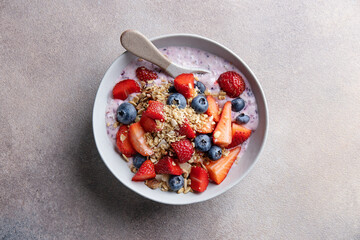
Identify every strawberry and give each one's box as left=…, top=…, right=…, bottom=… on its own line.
left=129, top=122, right=154, bottom=156
left=139, top=114, right=161, bottom=132
left=112, top=79, right=141, bottom=100
left=171, top=139, right=194, bottom=163
left=116, top=125, right=137, bottom=157
left=197, top=117, right=216, bottom=134
left=226, top=123, right=252, bottom=148
left=213, top=101, right=232, bottom=147
left=154, top=156, right=183, bottom=175
left=132, top=160, right=156, bottom=181
left=206, top=146, right=241, bottom=184
left=143, top=100, right=165, bottom=121
left=218, top=71, right=245, bottom=98
left=206, top=95, right=220, bottom=122
left=189, top=166, right=209, bottom=192
left=174, top=73, right=195, bottom=98
left=136, top=66, right=158, bottom=82
left=179, top=118, right=196, bottom=139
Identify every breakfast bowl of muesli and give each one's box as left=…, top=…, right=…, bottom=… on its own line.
left=93, top=33, right=268, bottom=205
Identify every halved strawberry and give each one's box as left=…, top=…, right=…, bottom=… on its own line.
left=206, top=146, right=241, bottom=184
left=116, top=125, right=137, bottom=157
left=154, top=156, right=183, bottom=175
left=213, top=101, right=232, bottom=147
left=226, top=123, right=252, bottom=148
left=174, top=73, right=195, bottom=99
left=143, top=100, right=165, bottom=121
left=206, top=95, right=220, bottom=122
left=179, top=118, right=196, bottom=139
left=189, top=166, right=209, bottom=192
left=218, top=71, right=245, bottom=98
left=136, top=66, right=158, bottom=82
left=171, top=139, right=194, bottom=163
left=132, top=160, right=156, bottom=181
left=139, top=114, right=161, bottom=133
left=112, top=79, right=141, bottom=100
left=129, top=122, right=154, bottom=156
left=196, top=117, right=216, bottom=134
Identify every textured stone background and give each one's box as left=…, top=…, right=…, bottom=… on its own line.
left=1, top=1, right=360, bottom=239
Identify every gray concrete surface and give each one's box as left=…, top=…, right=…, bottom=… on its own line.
left=1, top=1, right=360, bottom=239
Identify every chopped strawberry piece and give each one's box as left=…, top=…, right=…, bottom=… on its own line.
left=143, top=100, right=165, bottom=121
left=139, top=114, right=161, bottom=133
left=129, top=122, right=154, bottom=156
left=154, top=156, right=183, bottom=175
left=171, top=139, right=194, bottom=163
left=206, top=95, right=220, bottom=122
left=213, top=101, right=232, bottom=147
left=174, top=73, right=195, bottom=98
left=206, top=147, right=241, bottom=184
left=116, top=125, right=137, bottom=157
left=189, top=166, right=209, bottom=192
left=179, top=118, right=196, bottom=139
left=136, top=66, right=158, bottom=82
left=112, top=79, right=141, bottom=100
left=218, top=71, right=245, bottom=98
left=197, top=117, right=216, bottom=134
left=226, top=123, right=252, bottom=148
left=132, top=160, right=156, bottom=181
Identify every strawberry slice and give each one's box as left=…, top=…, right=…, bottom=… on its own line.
left=116, top=125, right=137, bottom=157
left=171, top=139, right=194, bottom=163
left=179, top=118, right=196, bottom=139
left=206, top=146, right=241, bottom=184
left=226, top=123, right=252, bottom=148
left=139, top=114, right=161, bottom=133
left=136, top=66, right=158, bottom=82
left=132, top=160, right=156, bottom=181
left=213, top=101, right=232, bottom=147
left=174, top=73, right=195, bottom=99
left=112, top=79, right=141, bottom=100
left=206, top=95, right=220, bottom=122
left=197, top=117, right=216, bottom=134
left=154, top=156, right=183, bottom=175
left=189, top=166, right=209, bottom=192
left=129, top=122, right=154, bottom=156
left=143, top=100, right=165, bottom=121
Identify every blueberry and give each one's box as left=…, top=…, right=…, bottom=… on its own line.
left=194, top=134, right=212, bottom=152
left=168, top=85, right=177, bottom=93
left=133, top=154, right=146, bottom=168
left=167, top=93, right=187, bottom=109
left=168, top=175, right=184, bottom=191
left=116, top=102, right=137, bottom=124
left=231, top=98, right=245, bottom=112
left=208, top=146, right=222, bottom=160
left=195, top=81, right=206, bottom=94
left=191, top=95, right=208, bottom=113
left=236, top=113, right=250, bottom=124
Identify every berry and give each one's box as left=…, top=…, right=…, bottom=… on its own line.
left=189, top=166, right=209, bottom=192
left=208, top=146, right=222, bottom=160
left=168, top=175, right=184, bottom=191
left=129, top=122, right=154, bottom=156
left=218, top=71, right=245, bottom=98
left=226, top=123, right=252, bottom=149
left=155, top=156, right=183, bottom=175
left=236, top=113, right=250, bottom=124
left=168, top=85, right=177, bottom=93
left=112, top=79, right=141, bottom=100
left=206, top=147, right=241, bottom=184
left=116, top=125, right=137, bottom=157
left=179, top=118, right=196, bottom=139
left=167, top=93, right=187, bottom=109
left=231, top=98, right=245, bottom=112
left=136, top=66, right=158, bottom=82
left=139, top=114, right=161, bottom=132
left=174, top=73, right=195, bottom=98
left=206, top=95, right=220, bottom=122
left=191, top=95, right=208, bottom=113
left=143, top=100, right=164, bottom=121
left=171, top=139, right=194, bottom=163
left=195, top=80, right=206, bottom=93
left=132, top=160, right=156, bottom=181
left=133, top=153, right=147, bottom=168
left=213, top=101, right=232, bottom=147
left=116, top=102, right=137, bottom=124
left=197, top=117, right=215, bottom=134
left=194, top=134, right=212, bottom=152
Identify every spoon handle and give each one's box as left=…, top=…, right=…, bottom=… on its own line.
left=120, top=30, right=171, bottom=71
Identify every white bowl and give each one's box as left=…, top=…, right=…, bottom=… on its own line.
left=93, top=34, right=268, bottom=205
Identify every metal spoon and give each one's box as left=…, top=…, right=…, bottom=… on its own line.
left=120, top=30, right=210, bottom=78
